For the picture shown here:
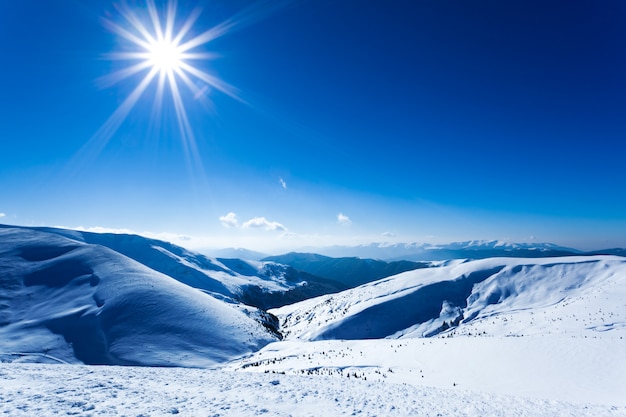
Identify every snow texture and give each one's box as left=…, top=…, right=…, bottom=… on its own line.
left=1, top=363, right=623, bottom=417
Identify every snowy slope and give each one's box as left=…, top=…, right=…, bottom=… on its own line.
left=3, top=225, right=333, bottom=309
left=271, top=256, right=626, bottom=340
left=0, top=226, right=279, bottom=366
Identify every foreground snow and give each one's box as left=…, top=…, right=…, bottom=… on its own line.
left=230, top=336, right=626, bottom=406
left=1, top=363, right=624, bottom=417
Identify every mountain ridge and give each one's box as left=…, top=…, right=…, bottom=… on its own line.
left=271, top=255, right=626, bottom=341
left=261, top=252, right=430, bottom=288
left=208, top=240, right=626, bottom=262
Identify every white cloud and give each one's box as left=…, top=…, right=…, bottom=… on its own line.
left=337, top=213, right=352, bottom=225
left=0, top=213, right=5, bottom=218
left=242, top=217, right=287, bottom=231
left=279, top=177, right=287, bottom=189
left=382, top=231, right=396, bottom=237
left=219, top=212, right=239, bottom=228
left=219, top=212, right=287, bottom=232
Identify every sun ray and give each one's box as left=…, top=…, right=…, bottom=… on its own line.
left=173, top=66, right=202, bottom=96
left=116, top=5, right=156, bottom=46
left=95, top=66, right=160, bottom=145
left=176, top=24, right=231, bottom=53
left=64, top=66, right=160, bottom=182
left=166, top=68, right=205, bottom=179
left=153, top=70, right=167, bottom=116
left=97, top=60, right=153, bottom=88
left=164, top=0, right=177, bottom=42
left=178, top=52, right=220, bottom=61
left=177, top=61, right=242, bottom=102
left=147, top=0, right=165, bottom=42
left=172, top=7, right=202, bottom=45
left=173, top=65, right=212, bottom=110
left=104, top=16, right=153, bottom=51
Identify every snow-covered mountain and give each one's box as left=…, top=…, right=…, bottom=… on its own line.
left=271, top=255, right=626, bottom=340
left=262, top=252, right=430, bottom=288
left=6, top=225, right=340, bottom=309
left=0, top=225, right=282, bottom=366
left=310, top=240, right=581, bottom=261
left=203, top=247, right=269, bottom=261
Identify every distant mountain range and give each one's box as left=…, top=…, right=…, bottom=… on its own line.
left=294, top=240, right=584, bottom=261
left=210, top=240, right=626, bottom=262
left=205, top=247, right=270, bottom=261
left=262, top=252, right=430, bottom=288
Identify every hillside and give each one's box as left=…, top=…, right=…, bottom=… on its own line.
left=0, top=226, right=279, bottom=366
left=5, top=225, right=337, bottom=309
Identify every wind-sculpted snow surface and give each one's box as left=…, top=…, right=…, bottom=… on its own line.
left=0, top=226, right=279, bottom=366
left=272, top=256, right=626, bottom=340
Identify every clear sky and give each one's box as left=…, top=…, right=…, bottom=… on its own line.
left=1, top=0, right=626, bottom=252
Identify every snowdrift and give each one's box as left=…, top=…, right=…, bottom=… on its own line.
left=0, top=226, right=279, bottom=366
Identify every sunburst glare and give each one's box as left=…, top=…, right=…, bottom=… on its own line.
left=71, top=0, right=242, bottom=178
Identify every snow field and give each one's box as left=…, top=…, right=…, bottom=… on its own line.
left=1, top=363, right=624, bottom=417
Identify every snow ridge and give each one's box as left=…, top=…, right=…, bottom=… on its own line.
left=272, top=256, right=626, bottom=340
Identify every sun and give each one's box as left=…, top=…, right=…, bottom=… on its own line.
left=147, top=38, right=184, bottom=73
left=87, top=0, right=240, bottom=171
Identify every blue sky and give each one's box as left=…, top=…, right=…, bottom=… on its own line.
left=1, top=0, right=626, bottom=251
